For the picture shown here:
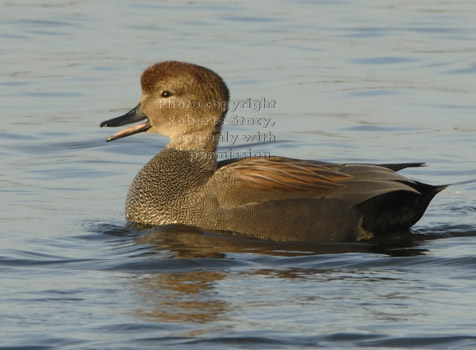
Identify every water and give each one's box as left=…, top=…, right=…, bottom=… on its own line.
left=1, top=0, right=476, bottom=349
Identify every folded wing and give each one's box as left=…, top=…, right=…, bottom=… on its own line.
left=209, top=156, right=421, bottom=207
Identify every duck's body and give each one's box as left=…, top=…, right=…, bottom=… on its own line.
left=101, top=61, right=446, bottom=242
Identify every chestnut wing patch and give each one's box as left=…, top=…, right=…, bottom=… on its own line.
left=220, top=157, right=352, bottom=192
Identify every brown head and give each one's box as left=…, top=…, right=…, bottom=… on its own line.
left=101, top=61, right=229, bottom=152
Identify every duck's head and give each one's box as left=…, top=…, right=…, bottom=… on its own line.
left=101, top=61, right=229, bottom=150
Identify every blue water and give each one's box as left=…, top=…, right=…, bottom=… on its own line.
left=1, top=1, right=476, bottom=349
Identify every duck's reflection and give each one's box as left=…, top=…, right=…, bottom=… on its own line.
left=127, top=224, right=427, bottom=323
left=135, top=223, right=426, bottom=259
left=134, top=270, right=228, bottom=324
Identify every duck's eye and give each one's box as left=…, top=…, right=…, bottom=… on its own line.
left=161, top=90, right=172, bottom=98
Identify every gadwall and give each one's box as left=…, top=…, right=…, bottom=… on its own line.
left=100, top=61, right=446, bottom=242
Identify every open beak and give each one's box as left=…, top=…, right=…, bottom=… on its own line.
left=100, top=104, right=151, bottom=142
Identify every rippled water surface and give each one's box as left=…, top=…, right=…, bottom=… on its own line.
left=1, top=1, right=476, bottom=349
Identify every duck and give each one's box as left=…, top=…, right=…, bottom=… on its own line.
left=100, top=61, right=446, bottom=242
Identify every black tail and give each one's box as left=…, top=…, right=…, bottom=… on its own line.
left=357, top=182, right=448, bottom=234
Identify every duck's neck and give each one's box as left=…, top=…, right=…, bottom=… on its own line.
left=147, top=146, right=216, bottom=185
left=136, top=116, right=223, bottom=193
left=164, top=107, right=226, bottom=156
left=167, top=125, right=221, bottom=156
left=164, top=145, right=217, bottom=173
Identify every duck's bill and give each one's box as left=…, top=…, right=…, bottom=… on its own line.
left=100, top=104, right=151, bottom=142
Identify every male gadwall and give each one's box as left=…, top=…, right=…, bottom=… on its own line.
left=100, top=61, right=446, bottom=242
